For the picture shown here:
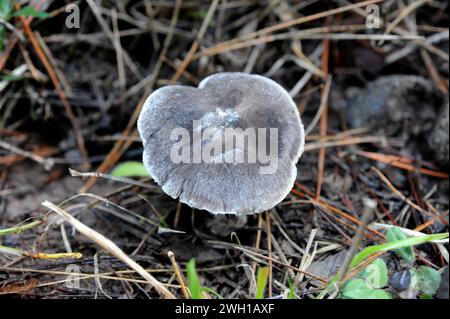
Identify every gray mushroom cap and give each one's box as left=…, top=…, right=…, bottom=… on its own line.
left=137, top=72, right=304, bottom=215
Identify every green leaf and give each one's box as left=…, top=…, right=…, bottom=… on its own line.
left=386, top=227, right=415, bottom=262
left=255, top=266, right=269, bottom=299
left=287, top=278, right=296, bottom=299
left=350, top=232, right=448, bottom=268
left=186, top=258, right=203, bottom=299
left=12, top=6, right=51, bottom=18
left=110, top=161, right=149, bottom=177
left=0, top=0, right=12, bottom=20
left=411, top=266, right=441, bottom=295
left=341, top=278, right=392, bottom=299
left=368, top=289, right=392, bottom=299
left=358, top=258, right=388, bottom=289
left=317, top=231, right=448, bottom=299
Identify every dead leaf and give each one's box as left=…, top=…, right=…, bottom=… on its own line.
left=0, top=278, right=38, bottom=295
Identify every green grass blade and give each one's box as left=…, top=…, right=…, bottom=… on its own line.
left=255, top=266, right=269, bottom=299
left=351, top=232, right=448, bottom=268
left=0, top=220, right=42, bottom=236
left=287, top=278, right=296, bottom=299
left=187, top=258, right=203, bottom=299
left=201, top=287, right=223, bottom=299
left=0, top=244, right=27, bottom=257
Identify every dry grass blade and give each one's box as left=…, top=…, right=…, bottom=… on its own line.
left=0, top=140, right=55, bottom=169
left=251, top=213, right=264, bottom=274
left=315, top=39, right=330, bottom=199
left=265, top=211, right=273, bottom=298
left=69, top=168, right=153, bottom=190
left=42, top=200, right=175, bottom=299
left=198, top=0, right=384, bottom=58
left=234, top=246, right=327, bottom=284
left=305, top=75, right=332, bottom=136
left=380, top=0, right=428, bottom=45
left=17, top=10, right=89, bottom=168
left=0, top=0, right=447, bottom=300
left=169, top=0, right=220, bottom=84
left=372, top=167, right=443, bottom=220
left=168, top=251, right=190, bottom=299
left=81, top=0, right=182, bottom=192
left=337, top=198, right=377, bottom=288
left=292, top=183, right=385, bottom=240
left=86, top=0, right=141, bottom=78
left=356, top=151, right=449, bottom=179
left=304, top=136, right=387, bottom=152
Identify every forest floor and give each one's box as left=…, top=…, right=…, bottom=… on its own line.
left=0, top=0, right=448, bottom=299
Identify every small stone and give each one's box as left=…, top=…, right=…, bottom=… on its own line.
left=346, top=75, right=442, bottom=136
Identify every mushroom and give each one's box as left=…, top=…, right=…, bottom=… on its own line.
left=137, top=72, right=304, bottom=215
